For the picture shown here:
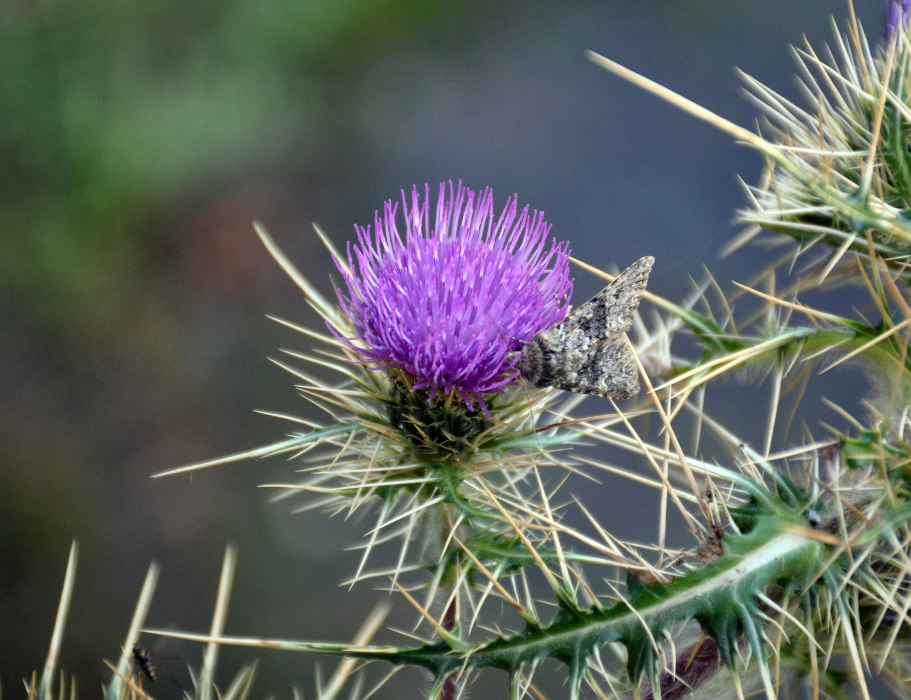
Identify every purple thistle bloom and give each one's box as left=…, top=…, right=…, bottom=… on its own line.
left=885, top=0, right=911, bottom=41
left=335, top=182, right=573, bottom=414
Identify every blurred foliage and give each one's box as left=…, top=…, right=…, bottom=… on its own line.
left=0, top=0, right=479, bottom=328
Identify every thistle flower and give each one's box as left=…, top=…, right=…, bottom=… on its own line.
left=334, top=181, right=573, bottom=415
left=885, top=0, right=911, bottom=40
left=160, top=183, right=591, bottom=573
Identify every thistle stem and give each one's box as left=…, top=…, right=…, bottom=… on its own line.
left=439, top=593, right=459, bottom=700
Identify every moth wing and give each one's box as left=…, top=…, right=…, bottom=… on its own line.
left=555, top=335, right=640, bottom=398
left=568, top=256, right=654, bottom=338
left=519, top=256, right=653, bottom=394
left=518, top=322, right=583, bottom=388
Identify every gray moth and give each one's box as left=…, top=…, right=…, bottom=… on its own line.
left=519, top=256, right=654, bottom=399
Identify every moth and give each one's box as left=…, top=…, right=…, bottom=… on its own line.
left=519, top=255, right=654, bottom=399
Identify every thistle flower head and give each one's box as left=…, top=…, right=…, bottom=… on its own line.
left=885, top=0, right=911, bottom=40
left=335, top=181, right=572, bottom=414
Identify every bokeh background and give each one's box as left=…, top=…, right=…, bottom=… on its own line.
left=1, top=1, right=888, bottom=697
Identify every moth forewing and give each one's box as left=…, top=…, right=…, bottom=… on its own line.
left=519, top=255, right=653, bottom=398
left=594, top=255, right=654, bottom=336
left=575, top=334, right=640, bottom=398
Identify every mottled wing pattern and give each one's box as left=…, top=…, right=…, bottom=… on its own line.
left=520, top=256, right=653, bottom=398
left=581, top=255, right=653, bottom=337
left=553, top=334, right=639, bottom=398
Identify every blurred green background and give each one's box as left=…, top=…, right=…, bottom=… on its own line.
left=0, top=1, right=885, bottom=697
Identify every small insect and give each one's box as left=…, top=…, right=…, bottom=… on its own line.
left=132, top=643, right=157, bottom=682
left=519, top=256, right=654, bottom=398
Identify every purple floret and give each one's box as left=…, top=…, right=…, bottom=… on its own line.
left=885, top=0, right=911, bottom=41
left=335, top=181, right=573, bottom=413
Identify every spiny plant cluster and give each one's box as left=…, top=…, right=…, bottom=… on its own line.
left=24, top=5, right=911, bottom=700
left=23, top=543, right=259, bottom=700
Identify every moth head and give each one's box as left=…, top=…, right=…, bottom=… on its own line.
left=517, top=339, right=545, bottom=386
